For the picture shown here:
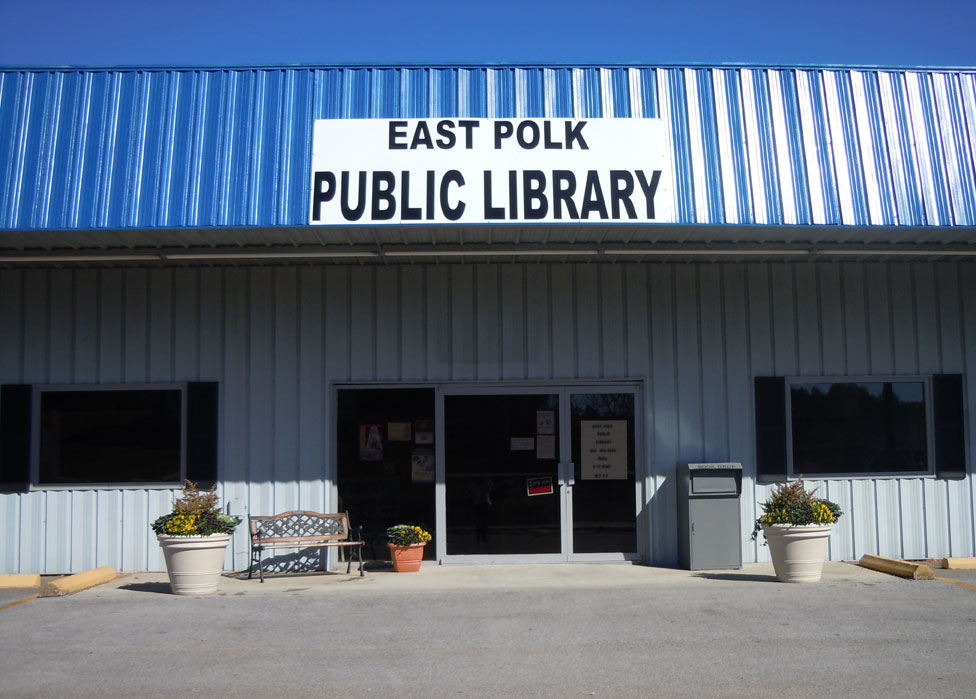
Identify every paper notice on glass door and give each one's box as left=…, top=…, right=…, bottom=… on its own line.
left=536, top=410, right=555, bottom=434
left=536, top=435, right=555, bottom=460
left=580, top=420, right=627, bottom=479
left=511, top=437, right=535, bottom=451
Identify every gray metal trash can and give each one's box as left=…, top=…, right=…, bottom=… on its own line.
left=677, top=462, right=743, bottom=570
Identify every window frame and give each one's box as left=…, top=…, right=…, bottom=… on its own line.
left=30, top=382, right=189, bottom=490
left=784, top=375, right=936, bottom=479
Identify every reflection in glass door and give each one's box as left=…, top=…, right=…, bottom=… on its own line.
left=570, top=392, right=637, bottom=555
left=444, top=393, right=560, bottom=555
left=440, top=384, right=640, bottom=561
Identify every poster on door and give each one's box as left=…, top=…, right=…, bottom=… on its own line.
left=411, top=450, right=435, bottom=482
left=580, top=420, right=627, bottom=480
left=359, top=424, right=384, bottom=461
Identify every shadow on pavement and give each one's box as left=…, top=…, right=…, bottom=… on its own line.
left=117, top=582, right=173, bottom=594
left=692, top=572, right=779, bottom=583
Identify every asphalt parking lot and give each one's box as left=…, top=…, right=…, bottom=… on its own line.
left=930, top=565, right=976, bottom=588
left=2, top=562, right=975, bottom=698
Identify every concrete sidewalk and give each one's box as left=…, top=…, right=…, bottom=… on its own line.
left=0, top=561, right=900, bottom=607
left=92, top=560, right=895, bottom=597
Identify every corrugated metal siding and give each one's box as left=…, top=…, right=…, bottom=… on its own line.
left=1, top=261, right=974, bottom=572
left=2, top=66, right=976, bottom=232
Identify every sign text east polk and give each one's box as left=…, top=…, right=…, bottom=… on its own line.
left=309, top=118, right=674, bottom=225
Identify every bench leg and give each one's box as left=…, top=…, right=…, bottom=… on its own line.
left=357, top=543, right=364, bottom=576
left=247, top=549, right=264, bottom=583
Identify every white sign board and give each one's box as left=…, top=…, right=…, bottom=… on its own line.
left=309, top=118, right=674, bottom=225
left=580, top=420, right=627, bottom=480
left=511, top=437, right=535, bottom=451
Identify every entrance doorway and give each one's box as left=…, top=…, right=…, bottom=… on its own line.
left=440, top=384, right=640, bottom=562
left=336, top=387, right=436, bottom=561
left=335, top=382, right=642, bottom=564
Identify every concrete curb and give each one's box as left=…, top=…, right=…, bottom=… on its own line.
left=38, top=567, right=117, bottom=597
left=941, top=557, right=976, bottom=570
left=859, top=554, right=935, bottom=580
left=0, top=573, right=41, bottom=589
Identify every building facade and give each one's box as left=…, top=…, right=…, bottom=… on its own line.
left=0, top=65, right=974, bottom=573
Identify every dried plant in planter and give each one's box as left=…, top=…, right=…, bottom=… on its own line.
left=151, top=480, right=238, bottom=536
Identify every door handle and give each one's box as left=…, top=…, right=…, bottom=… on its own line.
left=558, top=463, right=574, bottom=483
left=559, top=462, right=575, bottom=491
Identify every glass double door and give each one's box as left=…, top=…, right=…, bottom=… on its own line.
left=440, top=385, right=640, bottom=562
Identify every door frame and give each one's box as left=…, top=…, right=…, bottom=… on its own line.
left=562, top=383, right=644, bottom=563
left=438, top=383, right=566, bottom=564
left=332, top=379, right=646, bottom=565
left=436, top=380, right=644, bottom=564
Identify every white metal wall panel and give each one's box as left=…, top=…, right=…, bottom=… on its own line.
left=550, top=265, right=575, bottom=378
left=600, top=265, right=626, bottom=379
left=647, top=264, right=679, bottom=563
left=575, top=265, right=601, bottom=379
left=1, top=261, right=975, bottom=572
left=622, top=265, right=652, bottom=559
left=960, top=267, right=976, bottom=557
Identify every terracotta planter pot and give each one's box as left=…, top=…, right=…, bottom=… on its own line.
left=388, top=542, right=426, bottom=572
left=761, top=523, right=833, bottom=583
left=157, top=533, right=231, bottom=595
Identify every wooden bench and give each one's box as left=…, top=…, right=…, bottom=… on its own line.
left=248, top=510, right=364, bottom=582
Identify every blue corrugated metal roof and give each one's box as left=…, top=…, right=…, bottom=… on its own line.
left=1, top=65, right=975, bottom=231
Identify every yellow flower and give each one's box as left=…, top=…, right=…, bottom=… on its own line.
left=164, top=512, right=198, bottom=535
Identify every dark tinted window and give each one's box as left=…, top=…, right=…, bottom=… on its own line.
left=336, top=388, right=436, bottom=560
left=445, top=393, right=560, bottom=555
left=570, top=392, right=636, bottom=553
left=790, top=381, right=928, bottom=475
left=38, top=389, right=182, bottom=484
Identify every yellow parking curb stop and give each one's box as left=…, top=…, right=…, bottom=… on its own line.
left=0, top=573, right=41, bottom=589
left=941, top=557, right=976, bottom=570
left=858, top=554, right=934, bottom=580
left=38, top=567, right=117, bottom=597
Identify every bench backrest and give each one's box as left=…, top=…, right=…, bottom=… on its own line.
left=249, top=511, right=351, bottom=541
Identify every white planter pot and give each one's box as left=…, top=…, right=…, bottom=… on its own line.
left=761, top=523, right=833, bottom=583
left=157, top=533, right=231, bottom=595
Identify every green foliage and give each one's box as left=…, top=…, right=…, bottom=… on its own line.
left=752, top=477, right=843, bottom=542
left=386, top=524, right=432, bottom=546
left=151, top=480, right=238, bottom=536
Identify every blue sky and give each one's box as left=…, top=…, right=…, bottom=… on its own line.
left=0, top=0, right=974, bottom=68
